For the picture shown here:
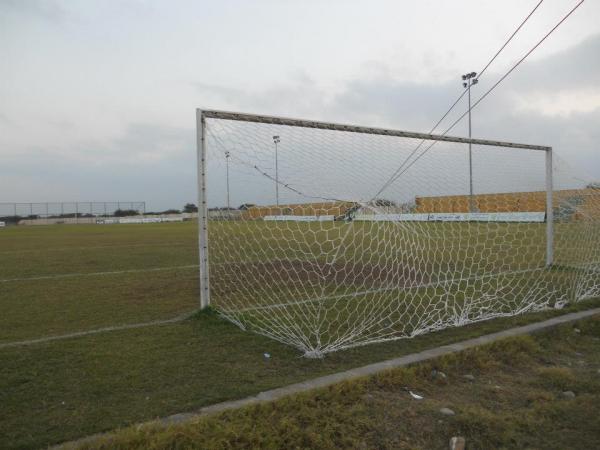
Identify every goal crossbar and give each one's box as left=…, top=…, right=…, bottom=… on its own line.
left=199, top=109, right=551, bottom=152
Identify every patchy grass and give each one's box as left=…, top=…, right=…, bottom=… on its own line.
left=0, top=223, right=199, bottom=343
left=73, top=315, right=600, bottom=450
left=1, top=303, right=599, bottom=449
left=1, top=221, right=593, bottom=345
left=1, top=222, right=599, bottom=448
left=0, top=269, right=198, bottom=342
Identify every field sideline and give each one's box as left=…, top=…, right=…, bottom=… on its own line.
left=0, top=221, right=598, bottom=448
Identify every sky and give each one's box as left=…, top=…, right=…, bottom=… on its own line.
left=1, top=0, right=599, bottom=210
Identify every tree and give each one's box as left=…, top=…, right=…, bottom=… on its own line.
left=114, top=209, right=139, bottom=217
left=586, top=182, right=600, bottom=190
left=183, top=203, right=198, bottom=213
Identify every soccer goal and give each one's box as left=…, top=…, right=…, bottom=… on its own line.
left=196, top=109, right=600, bottom=357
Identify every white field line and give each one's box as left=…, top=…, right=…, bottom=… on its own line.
left=0, top=257, right=353, bottom=283
left=561, top=262, right=600, bottom=272
left=0, top=310, right=199, bottom=350
left=0, top=257, right=333, bottom=283
left=0, top=264, right=199, bottom=283
left=0, top=241, right=193, bottom=255
left=234, top=267, right=546, bottom=313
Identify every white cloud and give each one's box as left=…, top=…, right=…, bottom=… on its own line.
left=1, top=0, right=599, bottom=209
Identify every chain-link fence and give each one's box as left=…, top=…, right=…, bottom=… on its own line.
left=0, top=201, right=146, bottom=225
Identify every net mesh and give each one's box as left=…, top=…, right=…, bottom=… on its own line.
left=202, top=113, right=600, bottom=356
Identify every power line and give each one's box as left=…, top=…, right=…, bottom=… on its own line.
left=372, top=0, right=545, bottom=199
left=476, top=0, right=545, bottom=80
left=380, top=0, right=585, bottom=192
left=451, top=0, right=584, bottom=133
left=369, top=90, right=467, bottom=200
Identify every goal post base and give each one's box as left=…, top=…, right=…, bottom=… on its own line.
left=303, top=349, right=325, bottom=359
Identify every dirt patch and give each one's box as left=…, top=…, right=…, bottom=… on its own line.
left=211, top=258, right=433, bottom=294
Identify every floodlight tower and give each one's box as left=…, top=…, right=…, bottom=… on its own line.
left=462, top=71, right=478, bottom=212
left=273, top=135, right=281, bottom=207
left=225, top=151, right=231, bottom=211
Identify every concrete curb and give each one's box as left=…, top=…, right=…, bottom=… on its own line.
left=55, top=306, right=600, bottom=449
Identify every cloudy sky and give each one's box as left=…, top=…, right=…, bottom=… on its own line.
left=1, top=0, right=599, bottom=210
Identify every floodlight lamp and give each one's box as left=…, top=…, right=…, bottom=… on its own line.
left=471, top=72, right=477, bottom=77
left=462, top=74, right=467, bottom=80
left=463, top=82, right=467, bottom=88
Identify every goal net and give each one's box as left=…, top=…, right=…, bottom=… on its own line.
left=197, top=110, right=600, bottom=357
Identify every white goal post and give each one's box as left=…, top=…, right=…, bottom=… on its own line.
left=194, top=109, right=599, bottom=357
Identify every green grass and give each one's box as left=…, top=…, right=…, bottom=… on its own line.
left=0, top=223, right=200, bottom=343
left=0, top=222, right=196, bottom=278
left=72, top=314, right=600, bottom=450
left=1, top=221, right=596, bottom=345
left=0, top=269, right=197, bottom=342
left=1, top=302, right=599, bottom=449
left=0, top=221, right=598, bottom=448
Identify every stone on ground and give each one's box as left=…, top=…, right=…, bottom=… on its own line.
left=431, top=369, right=447, bottom=379
left=449, top=436, right=466, bottom=450
left=562, top=390, right=576, bottom=399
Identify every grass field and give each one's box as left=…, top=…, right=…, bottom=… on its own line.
left=0, top=223, right=199, bottom=343
left=0, top=221, right=598, bottom=448
left=76, top=314, right=600, bottom=450
left=2, top=220, right=595, bottom=347
left=1, top=220, right=584, bottom=345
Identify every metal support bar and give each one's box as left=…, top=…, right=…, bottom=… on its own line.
left=197, top=109, right=211, bottom=309
left=467, top=82, right=475, bottom=213
left=275, top=141, right=279, bottom=206
left=202, top=109, right=551, bottom=151
left=545, top=148, right=554, bottom=267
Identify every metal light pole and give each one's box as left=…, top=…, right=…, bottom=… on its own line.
left=273, top=135, right=281, bottom=207
left=225, top=151, right=231, bottom=211
left=462, top=71, right=478, bottom=213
